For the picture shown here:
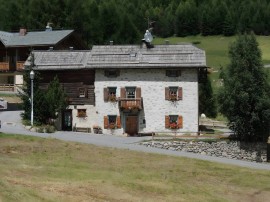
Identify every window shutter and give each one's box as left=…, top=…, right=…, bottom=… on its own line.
left=104, top=116, right=108, bottom=129
left=165, top=115, right=170, bottom=128
left=136, top=87, right=141, bottom=98
left=178, top=87, right=183, bottom=100
left=120, top=87, right=126, bottom=98
left=116, top=116, right=121, bottom=128
left=178, top=116, right=183, bottom=128
left=165, top=87, right=170, bottom=100
left=104, top=87, right=109, bottom=102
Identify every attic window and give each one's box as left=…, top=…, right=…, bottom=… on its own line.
left=166, top=70, right=181, bottom=77
left=105, top=70, right=119, bottom=78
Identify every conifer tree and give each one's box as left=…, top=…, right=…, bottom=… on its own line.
left=218, top=33, right=270, bottom=142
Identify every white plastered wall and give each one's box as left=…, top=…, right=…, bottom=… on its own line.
left=95, top=68, right=199, bottom=135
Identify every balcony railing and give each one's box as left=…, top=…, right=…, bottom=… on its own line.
left=118, top=98, right=143, bottom=111
left=16, top=61, right=25, bottom=71
left=0, top=62, right=9, bottom=71
left=0, top=84, right=15, bottom=92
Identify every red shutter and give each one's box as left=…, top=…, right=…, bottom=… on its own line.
left=165, top=116, right=170, bottom=128
left=165, top=87, right=170, bottom=100
left=136, top=87, right=141, bottom=98
left=178, top=116, right=183, bottom=128
left=116, top=116, right=121, bottom=128
left=178, top=87, right=183, bottom=100
left=104, top=116, right=108, bottom=129
left=120, top=87, right=126, bottom=98
left=104, top=87, right=109, bottom=102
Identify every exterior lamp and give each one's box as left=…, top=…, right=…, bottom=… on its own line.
left=30, top=70, right=35, bottom=126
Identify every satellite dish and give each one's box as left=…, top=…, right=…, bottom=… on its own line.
left=144, top=30, right=153, bottom=43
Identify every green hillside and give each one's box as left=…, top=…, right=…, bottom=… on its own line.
left=154, top=35, right=270, bottom=90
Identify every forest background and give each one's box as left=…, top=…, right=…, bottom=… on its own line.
left=1, top=0, right=270, bottom=46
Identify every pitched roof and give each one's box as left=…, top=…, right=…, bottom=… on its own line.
left=87, top=44, right=206, bottom=68
left=0, top=30, right=74, bottom=47
left=25, top=50, right=90, bottom=70
left=25, top=44, right=206, bottom=70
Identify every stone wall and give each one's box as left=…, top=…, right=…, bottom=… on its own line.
left=95, top=68, right=199, bottom=135
left=140, top=140, right=268, bottom=162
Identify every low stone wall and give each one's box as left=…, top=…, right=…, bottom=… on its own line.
left=140, top=140, right=268, bottom=163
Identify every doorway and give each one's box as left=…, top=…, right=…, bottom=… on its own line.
left=62, top=110, right=72, bottom=131
left=125, top=115, right=138, bottom=135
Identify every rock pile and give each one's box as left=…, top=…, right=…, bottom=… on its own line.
left=140, top=140, right=267, bottom=162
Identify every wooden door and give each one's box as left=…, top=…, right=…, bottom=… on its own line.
left=125, top=116, right=138, bottom=135
left=62, top=110, right=72, bottom=131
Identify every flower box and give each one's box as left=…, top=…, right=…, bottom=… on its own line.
left=108, top=95, right=117, bottom=102
left=109, top=123, right=117, bottom=129
left=169, top=95, right=178, bottom=101
left=169, top=122, right=178, bottom=129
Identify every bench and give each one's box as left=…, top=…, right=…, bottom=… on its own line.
left=74, top=127, right=91, bottom=133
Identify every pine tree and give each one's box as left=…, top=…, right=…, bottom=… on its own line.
left=218, top=33, right=270, bottom=142
left=20, top=53, right=46, bottom=124
left=45, top=76, right=68, bottom=121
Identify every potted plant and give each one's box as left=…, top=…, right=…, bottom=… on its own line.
left=108, top=94, right=117, bottom=102
left=170, top=94, right=178, bottom=101
left=109, top=123, right=116, bottom=129
left=93, top=125, right=101, bottom=134
left=170, top=122, right=178, bottom=129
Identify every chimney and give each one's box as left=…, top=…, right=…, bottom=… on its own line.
left=45, top=22, right=53, bottom=31
left=110, top=41, right=113, bottom=45
left=19, top=28, right=27, bottom=36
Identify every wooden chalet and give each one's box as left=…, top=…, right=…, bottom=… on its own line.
left=0, top=26, right=87, bottom=92
left=25, top=50, right=94, bottom=131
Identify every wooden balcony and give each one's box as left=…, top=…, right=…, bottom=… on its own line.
left=118, top=98, right=143, bottom=111
left=0, top=62, right=9, bottom=71
left=0, top=84, right=15, bottom=92
left=16, top=61, right=25, bottom=71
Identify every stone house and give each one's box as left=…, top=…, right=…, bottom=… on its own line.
left=27, top=43, right=206, bottom=135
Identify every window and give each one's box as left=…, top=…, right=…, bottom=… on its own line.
left=78, top=87, right=86, bottom=98
left=166, top=70, right=181, bottom=77
left=108, top=115, right=117, bottom=125
left=126, top=87, right=136, bottom=98
left=104, top=115, right=121, bottom=129
left=104, top=70, right=119, bottom=78
left=104, top=87, right=117, bottom=102
left=165, top=87, right=183, bottom=101
left=165, top=115, right=183, bottom=129
left=77, top=109, right=87, bottom=117
left=108, top=87, right=117, bottom=101
left=120, top=87, right=141, bottom=99
left=169, top=87, right=178, bottom=101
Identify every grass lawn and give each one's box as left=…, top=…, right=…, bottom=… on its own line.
left=154, top=35, right=270, bottom=91
left=0, top=134, right=269, bottom=202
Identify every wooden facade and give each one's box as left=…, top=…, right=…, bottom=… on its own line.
left=39, top=70, right=95, bottom=106
left=0, top=28, right=88, bottom=91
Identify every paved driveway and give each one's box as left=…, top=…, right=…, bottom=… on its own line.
left=0, top=110, right=270, bottom=170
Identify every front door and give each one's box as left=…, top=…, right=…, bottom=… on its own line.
left=62, top=110, right=72, bottom=131
left=125, top=116, right=138, bottom=135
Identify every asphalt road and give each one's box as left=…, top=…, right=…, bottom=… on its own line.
left=0, top=110, right=270, bottom=170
